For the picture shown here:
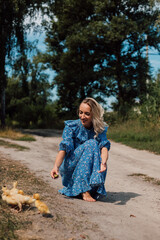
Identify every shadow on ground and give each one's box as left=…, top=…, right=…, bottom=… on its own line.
left=63, top=191, right=140, bottom=205
left=98, top=191, right=141, bottom=205
left=22, top=129, right=63, bottom=137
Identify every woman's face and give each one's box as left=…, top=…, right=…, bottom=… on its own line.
left=79, top=103, right=92, bottom=129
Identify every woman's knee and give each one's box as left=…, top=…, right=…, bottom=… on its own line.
left=84, top=139, right=98, bottom=148
left=74, top=139, right=98, bottom=158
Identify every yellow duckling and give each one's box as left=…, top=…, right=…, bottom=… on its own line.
left=2, top=184, right=35, bottom=211
left=33, top=193, right=50, bottom=215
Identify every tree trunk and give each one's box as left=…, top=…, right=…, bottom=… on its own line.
left=0, top=32, right=6, bottom=127
left=0, top=86, right=6, bottom=128
left=0, top=54, right=6, bottom=128
left=115, top=44, right=124, bottom=114
left=0, top=1, right=7, bottom=128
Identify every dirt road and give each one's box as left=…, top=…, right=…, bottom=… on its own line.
left=0, top=129, right=160, bottom=240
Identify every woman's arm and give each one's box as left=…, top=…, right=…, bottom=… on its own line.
left=98, top=147, right=109, bottom=173
left=51, top=124, right=75, bottom=179
left=50, top=150, right=66, bottom=179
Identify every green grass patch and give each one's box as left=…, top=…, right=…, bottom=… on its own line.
left=0, top=128, right=36, bottom=141
left=15, top=135, right=35, bottom=141
left=108, top=120, right=160, bottom=154
left=0, top=139, right=29, bottom=151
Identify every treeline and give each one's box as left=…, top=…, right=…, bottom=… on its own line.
left=0, top=0, right=160, bottom=129
left=5, top=53, right=59, bottom=128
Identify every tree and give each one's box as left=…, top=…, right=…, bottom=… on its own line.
left=44, top=0, right=160, bottom=116
left=44, top=0, right=100, bottom=116
left=0, top=0, right=52, bottom=127
left=6, top=52, right=53, bottom=127
left=94, top=0, right=160, bottom=114
left=140, top=70, right=160, bottom=127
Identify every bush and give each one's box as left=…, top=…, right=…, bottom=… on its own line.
left=139, top=77, right=160, bottom=128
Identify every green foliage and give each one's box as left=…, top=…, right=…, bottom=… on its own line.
left=104, top=111, right=118, bottom=126
left=1, top=0, right=160, bottom=126
left=94, top=0, right=160, bottom=115
left=108, top=119, right=160, bottom=154
left=140, top=72, right=160, bottom=128
left=44, top=0, right=101, bottom=114
left=44, top=0, right=160, bottom=116
left=5, top=52, right=55, bottom=128
left=107, top=70, right=160, bottom=153
left=0, top=0, right=53, bottom=127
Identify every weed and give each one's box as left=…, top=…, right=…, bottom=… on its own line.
left=0, top=139, right=29, bottom=151
left=0, top=198, right=31, bottom=240
left=128, top=173, right=160, bottom=186
left=108, top=120, right=160, bottom=154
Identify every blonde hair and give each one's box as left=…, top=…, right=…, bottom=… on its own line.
left=80, top=97, right=107, bottom=137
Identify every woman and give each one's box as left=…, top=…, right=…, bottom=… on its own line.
left=51, top=97, right=111, bottom=202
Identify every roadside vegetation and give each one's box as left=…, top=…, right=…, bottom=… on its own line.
left=0, top=0, right=159, bottom=157
left=128, top=173, right=160, bottom=186
left=0, top=139, right=30, bottom=151
left=0, top=156, right=40, bottom=240
left=105, top=73, right=160, bottom=155
left=108, top=119, right=160, bottom=155
left=0, top=128, right=36, bottom=151
left=0, top=156, right=96, bottom=240
left=0, top=128, right=36, bottom=141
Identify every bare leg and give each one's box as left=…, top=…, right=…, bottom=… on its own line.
left=82, top=191, right=96, bottom=202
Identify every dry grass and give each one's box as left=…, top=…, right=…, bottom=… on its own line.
left=128, top=173, right=160, bottom=186
left=0, top=128, right=36, bottom=141
left=0, top=156, right=47, bottom=239
left=0, top=155, right=96, bottom=240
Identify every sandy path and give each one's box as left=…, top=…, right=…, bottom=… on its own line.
left=0, top=129, right=160, bottom=240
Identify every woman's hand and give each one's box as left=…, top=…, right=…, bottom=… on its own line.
left=50, top=150, right=66, bottom=179
left=99, top=147, right=108, bottom=173
left=51, top=165, right=59, bottom=179
left=98, top=162, right=107, bottom=173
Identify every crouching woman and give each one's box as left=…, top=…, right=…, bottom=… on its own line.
left=51, top=97, right=111, bottom=202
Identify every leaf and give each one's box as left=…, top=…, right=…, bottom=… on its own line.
left=130, top=214, right=136, bottom=217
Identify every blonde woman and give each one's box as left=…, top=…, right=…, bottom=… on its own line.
left=51, top=98, right=111, bottom=202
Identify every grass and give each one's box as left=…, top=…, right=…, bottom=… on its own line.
left=128, top=173, right=160, bottom=186
left=108, top=120, right=160, bottom=155
left=0, top=155, right=50, bottom=239
left=0, top=139, right=29, bottom=151
left=0, top=157, right=38, bottom=239
left=0, top=128, right=36, bottom=141
left=0, top=128, right=35, bottom=151
left=0, top=155, right=94, bottom=240
left=0, top=199, right=31, bottom=240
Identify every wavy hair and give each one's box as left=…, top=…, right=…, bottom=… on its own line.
left=80, top=97, right=107, bottom=138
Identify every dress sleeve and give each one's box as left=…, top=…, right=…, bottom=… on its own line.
left=59, top=125, right=74, bottom=154
left=98, top=127, right=111, bottom=151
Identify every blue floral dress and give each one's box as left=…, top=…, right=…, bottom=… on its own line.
left=59, top=119, right=111, bottom=197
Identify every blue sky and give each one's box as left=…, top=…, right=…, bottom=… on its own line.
left=148, top=50, right=160, bottom=75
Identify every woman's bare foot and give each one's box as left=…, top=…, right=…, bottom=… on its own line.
left=82, top=191, right=96, bottom=202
